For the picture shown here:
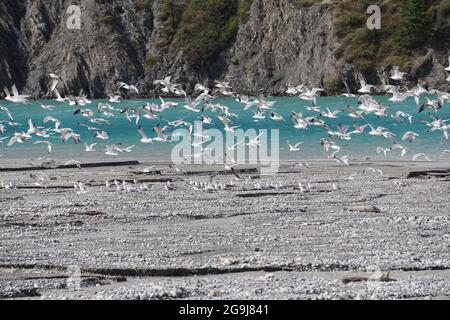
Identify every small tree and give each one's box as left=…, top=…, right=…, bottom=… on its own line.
left=395, top=0, right=431, bottom=52
left=175, top=0, right=239, bottom=68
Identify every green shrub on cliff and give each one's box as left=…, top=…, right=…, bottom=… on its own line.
left=323, top=75, right=345, bottom=94
left=238, top=0, right=253, bottom=24
left=175, top=0, right=240, bottom=68
left=394, top=0, right=431, bottom=53
left=334, top=0, right=448, bottom=73
left=159, top=0, right=185, bottom=45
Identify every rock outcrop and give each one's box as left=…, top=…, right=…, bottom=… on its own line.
left=0, top=0, right=448, bottom=98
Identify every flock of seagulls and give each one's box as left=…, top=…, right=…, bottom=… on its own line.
left=0, top=60, right=449, bottom=193
left=52, top=167, right=387, bottom=195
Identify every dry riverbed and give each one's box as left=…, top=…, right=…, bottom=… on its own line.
left=0, top=160, right=449, bottom=300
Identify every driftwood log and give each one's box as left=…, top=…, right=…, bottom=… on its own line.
left=0, top=161, right=140, bottom=172
left=407, top=169, right=450, bottom=178
left=342, top=272, right=396, bottom=284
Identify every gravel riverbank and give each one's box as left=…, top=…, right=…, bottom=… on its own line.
left=0, top=160, right=449, bottom=300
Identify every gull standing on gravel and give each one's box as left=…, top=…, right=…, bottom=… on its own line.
left=74, top=182, right=89, bottom=195
left=65, top=160, right=82, bottom=168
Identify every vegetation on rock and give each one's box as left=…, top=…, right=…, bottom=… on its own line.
left=174, top=0, right=240, bottom=68
left=333, top=0, right=449, bottom=72
left=151, top=0, right=450, bottom=73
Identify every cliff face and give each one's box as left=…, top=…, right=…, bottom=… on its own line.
left=0, top=0, right=28, bottom=91
left=225, top=0, right=347, bottom=94
left=24, top=0, right=155, bottom=97
left=1, top=0, right=156, bottom=98
left=0, top=0, right=448, bottom=98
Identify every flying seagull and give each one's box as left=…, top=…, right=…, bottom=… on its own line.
left=4, top=85, right=30, bottom=104
left=390, top=66, right=406, bottom=81
left=419, top=98, right=442, bottom=113
left=402, top=131, right=419, bottom=143
left=287, top=141, right=304, bottom=152
left=137, top=126, right=153, bottom=144
left=117, top=82, right=139, bottom=94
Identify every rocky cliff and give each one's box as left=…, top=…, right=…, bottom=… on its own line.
left=0, top=0, right=448, bottom=98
